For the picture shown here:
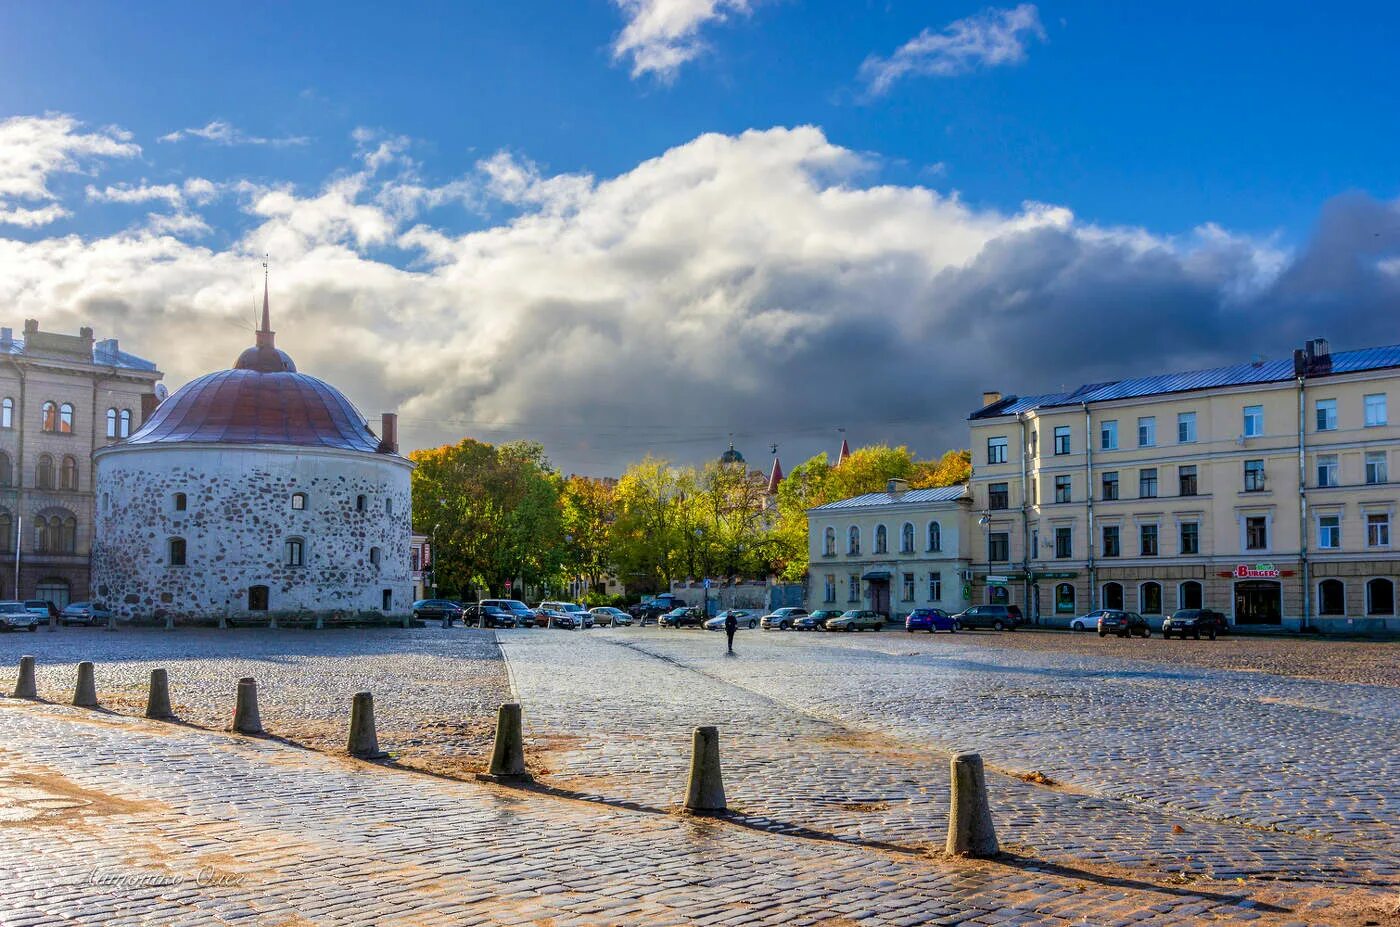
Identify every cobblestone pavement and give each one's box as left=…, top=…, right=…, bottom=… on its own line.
left=0, top=699, right=1368, bottom=927
left=499, top=628, right=1400, bottom=900
left=0, top=626, right=510, bottom=775
left=0, top=624, right=1395, bottom=924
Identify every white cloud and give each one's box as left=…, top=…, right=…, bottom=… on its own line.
left=1, top=121, right=1391, bottom=474
left=860, top=4, right=1046, bottom=95
left=0, top=114, right=139, bottom=226
left=158, top=119, right=310, bottom=147
left=611, top=0, right=753, bottom=79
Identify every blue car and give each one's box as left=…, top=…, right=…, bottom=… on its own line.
left=905, top=607, right=958, bottom=633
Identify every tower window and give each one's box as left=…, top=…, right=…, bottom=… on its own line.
left=174, top=493, right=187, bottom=512
left=285, top=538, right=305, bottom=567
left=291, top=492, right=307, bottom=510
left=168, top=537, right=187, bottom=567
left=356, top=494, right=367, bottom=513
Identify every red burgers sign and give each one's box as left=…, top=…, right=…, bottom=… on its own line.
left=1233, top=563, right=1281, bottom=579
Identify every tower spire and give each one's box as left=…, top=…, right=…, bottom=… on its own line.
left=256, top=257, right=276, bottom=349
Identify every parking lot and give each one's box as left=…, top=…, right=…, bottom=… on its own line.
left=0, top=621, right=1396, bottom=925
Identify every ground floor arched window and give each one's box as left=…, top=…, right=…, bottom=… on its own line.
left=1318, top=579, right=1346, bottom=616
left=1102, top=582, right=1123, bottom=610
left=1054, top=582, right=1075, bottom=614
left=989, top=585, right=1009, bottom=605
left=1179, top=580, right=1203, bottom=610
left=1367, top=578, right=1395, bottom=616
left=35, top=578, right=71, bottom=609
left=1140, top=581, right=1163, bottom=615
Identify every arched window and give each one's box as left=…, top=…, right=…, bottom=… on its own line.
left=874, top=524, right=888, bottom=554
left=356, top=494, right=367, bottom=513
left=1318, top=579, right=1345, bottom=616
left=60, top=456, right=78, bottom=491
left=59, top=517, right=76, bottom=553
left=36, top=454, right=54, bottom=490
left=291, top=492, right=307, bottom=510
left=285, top=537, right=305, bottom=567
left=1102, top=581, right=1124, bottom=610
left=168, top=537, right=187, bottom=567
left=40, top=401, right=57, bottom=432
left=173, top=492, right=187, bottom=512
left=1179, top=580, right=1203, bottom=610
left=1055, top=582, right=1075, bottom=614
left=34, top=518, right=49, bottom=553
left=927, top=521, right=942, bottom=552
left=1, top=397, right=12, bottom=429
left=1367, top=578, right=1395, bottom=616
left=900, top=522, right=915, bottom=554
left=823, top=527, right=836, bottom=557
left=847, top=526, right=860, bottom=555
left=0, top=511, right=11, bottom=553
left=58, top=403, right=73, bottom=433
left=0, top=452, right=11, bottom=487
left=1140, top=581, right=1163, bottom=615
left=118, top=409, right=132, bottom=437
left=369, top=546, right=382, bottom=569
left=105, top=408, right=117, bottom=438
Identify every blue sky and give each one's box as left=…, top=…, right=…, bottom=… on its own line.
left=1, top=2, right=1397, bottom=471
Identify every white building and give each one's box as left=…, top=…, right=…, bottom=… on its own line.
left=807, top=481, right=972, bottom=619
left=92, top=288, right=413, bottom=622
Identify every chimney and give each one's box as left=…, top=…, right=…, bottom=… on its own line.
left=140, top=393, right=160, bottom=422
left=886, top=478, right=909, bottom=495
left=23, top=319, right=38, bottom=335
left=981, top=391, right=1002, bottom=407
left=0, top=328, right=11, bottom=345
left=378, top=413, right=399, bottom=454
left=79, top=326, right=94, bottom=341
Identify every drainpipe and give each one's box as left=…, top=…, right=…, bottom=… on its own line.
left=1017, top=413, right=1032, bottom=622
left=1297, top=375, right=1310, bottom=632
left=1084, top=402, right=1095, bottom=611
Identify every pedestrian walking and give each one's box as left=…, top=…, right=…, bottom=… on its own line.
left=724, top=610, right=738, bottom=654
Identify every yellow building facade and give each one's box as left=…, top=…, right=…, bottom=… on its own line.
left=967, top=339, right=1400, bottom=632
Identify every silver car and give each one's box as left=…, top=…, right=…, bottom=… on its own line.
left=589, top=607, right=632, bottom=627
left=60, top=602, right=111, bottom=627
left=0, top=600, right=40, bottom=632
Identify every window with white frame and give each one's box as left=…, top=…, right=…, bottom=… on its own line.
left=1177, top=411, right=1196, bottom=443
left=848, top=575, right=860, bottom=602
left=1318, top=515, right=1340, bottom=549
left=1366, top=451, right=1388, bottom=485
left=847, top=526, right=860, bottom=555
left=1140, top=523, right=1158, bottom=556
left=1100, top=420, right=1118, bottom=450
left=823, top=527, right=836, bottom=557
left=927, top=521, right=942, bottom=552
left=1245, top=516, right=1269, bottom=550
left=1243, top=404, right=1264, bottom=437
left=901, top=573, right=915, bottom=601
left=1317, top=454, right=1339, bottom=488
left=1101, top=525, right=1120, bottom=557
left=1137, top=416, right=1156, bottom=447
left=824, top=574, right=836, bottom=603
left=874, top=524, right=888, bottom=554
left=900, top=522, right=915, bottom=553
left=1365, top=393, right=1388, bottom=427
left=987, top=436, right=1008, bottom=464
left=1179, top=522, right=1199, bottom=555
left=1315, top=398, right=1337, bottom=431
left=928, top=572, right=942, bottom=601
left=1367, top=513, right=1391, bottom=548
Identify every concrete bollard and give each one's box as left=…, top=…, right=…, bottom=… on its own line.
left=232, top=677, right=263, bottom=734
left=145, top=668, right=175, bottom=720
left=47, top=614, right=56, bottom=633
left=401, top=614, right=410, bottom=630
left=315, top=614, right=324, bottom=630
left=683, top=726, right=726, bottom=814
left=105, top=612, right=116, bottom=633
left=219, top=614, right=228, bottom=630
left=486, top=703, right=529, bottom=779
left=945, top=752, right=999, bottom=858
left=73, top=661, right=99, bottom=707
left=346, top=691, right=388, bottom=759
left=163, top=613, right=174, bottom=631
left=13, top=655, right=37, bottom=699
left=268, top=614, right=279, bottom=630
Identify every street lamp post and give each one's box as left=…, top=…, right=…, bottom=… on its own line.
left=978, top=512, right=991, bottom=606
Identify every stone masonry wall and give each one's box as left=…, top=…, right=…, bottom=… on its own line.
left=93, top=444, right=412, bottom=620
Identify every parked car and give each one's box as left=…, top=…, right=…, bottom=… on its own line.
left=1096, top=611, right=1151, bottom=638
left=542, top=608, right=577, bottom=630
left=480, top=599, right=537, bottom=626
left=825, top=609, right=885, bottom=632
left=60, top=602, right=110, bottom=627
left=413, top=599, right=464, bottom=623
left=703, top=609, right=757, bottom=631
left=795, top=609, right=843, bottom=631
left=540, top=601, right=592, bottom=628
left=631, top=595, right=680, bottom=623
left=905, top=607, right=958, bottom=633
left=24, top=600, right=60, bottom=620
left=589, top=607, right=632, bottom=627
left=760, top=607, right=808, bottom=631
left=0, top=601, right=40, bottom=632
left=465, top=603, right=516, bottom=628
left=1162, top=608, right=1228, bottom=640
left=954, top=604, right=1023, bottom=631
left=1069, top=609, right=1116, bottom=632
left=659, top=607, right=705, bottom=628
